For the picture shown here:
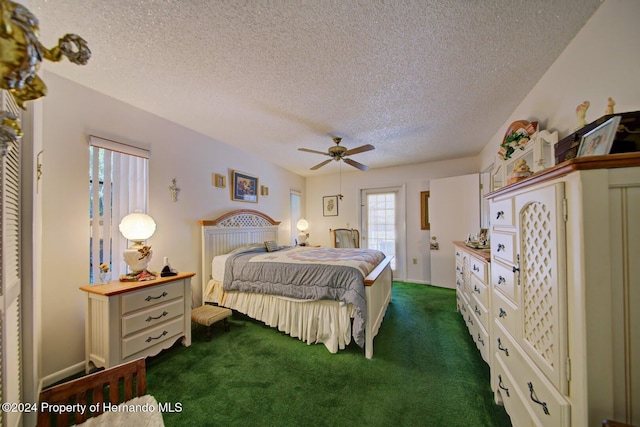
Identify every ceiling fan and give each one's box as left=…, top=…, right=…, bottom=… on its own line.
left=298, top=137, right=375, bottom=171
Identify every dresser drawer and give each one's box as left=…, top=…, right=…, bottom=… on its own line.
left=122, top=280, right=184, bottom=314
left=492, top=231, right=517, bottom=265
left=492, top=259, right=518, bottom=303
left=491, top=198, right=514, bottom=226
left=465, top=306, right=489, bottom=364
left=493, top=289, right=518, bottom=339
left=470, top=275, right=489, bottom=309
left=493, top=356, right=532, bottom=427
left=121, top=316, right=184, bottom=359
left=470, top=293, right=489, bottom=331
left=121, top=298, right=184, bottom=337
left=469, top=256, right=487, bottom=282
left=494, top=324, right=571, bottom=426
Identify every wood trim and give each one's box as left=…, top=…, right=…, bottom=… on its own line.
left=453, top=241, right=491, bottom=262
left=364, top=255, right=393, bottom=286
left=37, top=358, right=146, bottom=426
left=80, top=271, right=195, bottom=296
left=199, top=209, right=281, bottom=226
left=487, top=152, right=640, bottom=198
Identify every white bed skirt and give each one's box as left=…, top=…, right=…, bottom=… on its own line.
left=204, top=280, right=355, bottom=353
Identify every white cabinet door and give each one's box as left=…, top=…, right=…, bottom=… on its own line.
left=430, top=173, right=480, bottom=288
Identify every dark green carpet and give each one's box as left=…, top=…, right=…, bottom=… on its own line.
left=146, top=282, right=512, bottom=426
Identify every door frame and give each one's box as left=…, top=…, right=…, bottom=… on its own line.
left=360, top=184, right=406, bottom=281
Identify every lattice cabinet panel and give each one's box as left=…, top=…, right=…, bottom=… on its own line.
left=515, top=183, right=568, bottom=394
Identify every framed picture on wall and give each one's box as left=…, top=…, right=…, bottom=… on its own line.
left=231, top=170, right=258, bottom=202
left=420, top=191, right=430, bottom=230
left=577, top=115, right=621, bottom=157
left=323, top=195, right=338, bottom=216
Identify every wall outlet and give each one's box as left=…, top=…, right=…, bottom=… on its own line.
left=412, top=258, right=417, bottom=265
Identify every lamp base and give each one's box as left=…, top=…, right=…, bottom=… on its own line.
left=123, top=245, right=152, bottom=275
left=119, top=269, right=157, bottom=282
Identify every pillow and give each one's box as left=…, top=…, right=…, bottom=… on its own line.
left=264, top=240, right=279, bottom=252
left=228, top=243, right=266, bottom=254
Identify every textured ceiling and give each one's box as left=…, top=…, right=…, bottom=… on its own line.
left=32, top=0, right=603, bottom=177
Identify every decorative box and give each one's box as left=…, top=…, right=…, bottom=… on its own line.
left=555, top=111, right=640, bottom=164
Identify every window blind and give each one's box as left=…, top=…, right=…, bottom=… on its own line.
left=89, top=136, right=149, bottom=282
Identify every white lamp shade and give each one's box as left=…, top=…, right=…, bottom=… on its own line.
left=119, top=212, right=156, bottom=242
left=296, top=218, right=309, bottom=232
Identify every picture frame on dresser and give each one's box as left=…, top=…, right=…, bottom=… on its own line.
left=577, top=115, right=621, bottom=157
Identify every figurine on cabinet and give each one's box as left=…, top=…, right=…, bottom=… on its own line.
left=576, top=101, right=590, bottom=129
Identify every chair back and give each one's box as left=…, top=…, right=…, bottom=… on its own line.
left=331, top=228, right=360, bottom=248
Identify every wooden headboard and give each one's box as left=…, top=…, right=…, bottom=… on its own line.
left=199, top=209, right=281, bottom=283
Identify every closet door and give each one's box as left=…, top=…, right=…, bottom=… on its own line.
left=1, top=91, right=23, bottom=427
left=515, top=182, right=569, bottom=394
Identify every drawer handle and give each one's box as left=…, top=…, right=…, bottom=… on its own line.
left=498, top=375, right=510, bottom=397
left=497, top=338, right=509, bottom=356
left=457, top=279, right=462, bottom=287
left=473, top=285, right=480, bottom=294
left=499, top=308, right=507, bottom=318
left=497, top=275, right=506, bottom=285
left=461, top=305, right=466, bottom=312
left=456, top=251, right=460, bottom=256
left=496, top=211, right=504, bottom=219
left=145, top=330, right=168, bottom=343
left=497, top=243, right=505, bottom=252
left=527, top=382, right=550, bottom=415
left=477, top=334, right=484, bottom=346
left=146, top=311, right=169, bottom=322
left=145, top=291, right=168, bottom=302
left=467, top=315, right=473, bottom=326
left=474, top=305, right=481, bottom=316
left=473, top=265, right=480, bottom=272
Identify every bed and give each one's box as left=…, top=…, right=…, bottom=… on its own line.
left=37, top=358, right=164, bottom=426
left=200, top=209, right=392, bottom=359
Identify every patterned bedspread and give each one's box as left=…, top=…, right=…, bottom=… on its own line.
left=223, top=246, right=386, bottom=347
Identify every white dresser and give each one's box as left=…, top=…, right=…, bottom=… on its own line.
left=454, top=242, right=491, bottom=365
left=487, top=153, right=640, bottom=426
left=80, top=272, right=194, bottom=372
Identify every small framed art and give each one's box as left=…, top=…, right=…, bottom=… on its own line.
left=261, top=185, right=269, bottom=196
left=577, top=115, right=621, bottom=157
left=323, top=195, right=339, bottom=216
left=213, top=173, right=226, bottom=188
left=231, top=170, right=258, bottom=202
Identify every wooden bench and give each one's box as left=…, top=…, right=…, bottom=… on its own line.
left=191, top=304, right=232, bottom=341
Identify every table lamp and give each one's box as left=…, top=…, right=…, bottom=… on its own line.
left=119, top=212, right=156, bottom=273
left=296, top=218, right=309, bottom=245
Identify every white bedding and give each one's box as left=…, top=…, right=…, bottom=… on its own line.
left=79, top=395, right=164, bottom=426
left=205, top=278, right=355, bottom=353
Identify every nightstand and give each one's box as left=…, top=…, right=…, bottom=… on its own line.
left=80, top=272, right=194, bottom=372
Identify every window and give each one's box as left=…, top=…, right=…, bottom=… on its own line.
left=364, top=191, right=397, bottom=270
left=89, top=136, right=149, bottom=282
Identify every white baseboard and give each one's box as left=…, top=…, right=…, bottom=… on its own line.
left=41, top=360, right=85, bottom=388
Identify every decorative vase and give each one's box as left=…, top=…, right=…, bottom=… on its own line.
left=99, top=272, right=111, bottom=284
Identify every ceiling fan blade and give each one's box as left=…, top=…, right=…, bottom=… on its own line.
left=310, top=159, right=333, bottom=170
left=344, top=144, right=375, bottom=156
left=343, top=158, right=369, bottom=171
left=298, top=148, right=330, bottom=156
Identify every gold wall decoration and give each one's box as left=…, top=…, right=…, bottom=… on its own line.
left=0, top=0, right=91, bottom=156
left=0, top=110, right=22, bottom=156
left=213, top=173, right=226, bottom=188
left=0, top=0, right=91, bottom=108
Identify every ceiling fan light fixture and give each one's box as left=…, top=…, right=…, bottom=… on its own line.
left=298, top=136, right=374, bottom=171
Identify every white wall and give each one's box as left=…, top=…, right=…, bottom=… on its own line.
left=304, top=157, right=479, bottom=283
left=36, top=0, right=640, bottom=384
left=479, top=0, right=640, bottom=170
left=39, top=72, right=304, bottom=382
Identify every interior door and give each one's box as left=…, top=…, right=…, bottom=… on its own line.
left=429, top=174, right=480, bottom=288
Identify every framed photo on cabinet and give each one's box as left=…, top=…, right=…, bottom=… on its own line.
left=577, top=115, right=620, bottom=157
